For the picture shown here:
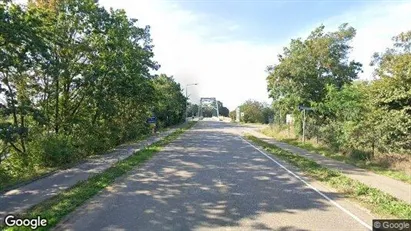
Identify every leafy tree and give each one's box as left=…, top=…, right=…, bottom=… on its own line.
left=267, top=23, right=362, bottom=121
left=217, top=101, right=229, bottom=117
left=152, top=74, right=186, bottom=128
left=262, top=106, right=274, bottom=124
left=369, top=30, right=411, bottom=153
left=237, top=100, right=273, bottom=124
left=187, top=103, right=199, bottom=117
left=0, top=0, right=186, bottom=182
left=239, top=100, right=265, bottom=123
left=0, top=2, right=50, bottom=165
left=312, top=83, right=372, bottom=153
left=201, top=105, right=215, bottom=117
left=198, top=100, right=229, bottom=117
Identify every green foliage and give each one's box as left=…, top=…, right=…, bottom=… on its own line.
left=0, top=0, right=187, bottom=187
left=35, top=134, right=76, bottom=167
left=266, top=23, right=410, bottom=157
left=201, top=106, right=215, bottom=117
left=229, top=110, right=236, bottom=121
left=267, top=23, right=362, bottom=116
left=199, top=100, right=230, bottom=118
left=246, top=135, right=411, bottom=219
left=239, top=100, right=272, bottom=124
left=187, top=103, right=199, bottom=117
left=152, top=74, right=186, bottom=128
left=369, top=30, right=411, bottom=153
left=312, top=83, right=373, bottom=152
left=240, top=100, right=265, bottom=123
left=262, top=107, right=274, bottom=124
left=1, top=122, right=196, bottom=231
left=217, top=101, right=230, bottom=117
left=261, top=127, right=411, bottom=184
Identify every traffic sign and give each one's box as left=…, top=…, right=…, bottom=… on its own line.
left=298, top=105, right=313, bottom=111
left=147, top=116, right=157, bottom=124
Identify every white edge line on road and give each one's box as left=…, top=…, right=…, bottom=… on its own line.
left=240, top=136, right=372, bottom=231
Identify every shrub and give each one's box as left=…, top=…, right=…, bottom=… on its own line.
left=36, top=134, right=77, bottom=167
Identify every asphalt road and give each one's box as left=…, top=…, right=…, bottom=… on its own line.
left=56, top=121, right=374, bottom=231
left=0, top=128, right=180, bottom=223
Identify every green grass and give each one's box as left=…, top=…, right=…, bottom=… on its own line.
left=0, top=127, right=179, bottom=193
left=261, top=128, right=411, bottom=184
left=245, top=135, right=411, bottom=219
left=2, top=122, right=196, bottom=231
left=0, top=167, right=57, bottom=193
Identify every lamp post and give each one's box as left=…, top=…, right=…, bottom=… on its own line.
left=185, top=83, right=198, bottom=122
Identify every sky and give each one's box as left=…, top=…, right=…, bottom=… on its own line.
left=20, top=0, right=411, bottom=111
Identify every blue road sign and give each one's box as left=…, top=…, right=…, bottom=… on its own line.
left=298, top=105, right=314, bottom=111
left=147, top=116, right=157, bottom=124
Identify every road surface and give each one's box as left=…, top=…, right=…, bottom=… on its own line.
left=56, top=121, right=374, bottom=231
left=0, top=127, right=181, bottom=223
left=246, top=129, right=411, bottom=204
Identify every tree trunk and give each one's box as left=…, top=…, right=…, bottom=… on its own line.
left=55, top=77, right=59, bottom=134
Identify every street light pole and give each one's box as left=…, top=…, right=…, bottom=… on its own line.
left=185, top=83, right=198, bottom=123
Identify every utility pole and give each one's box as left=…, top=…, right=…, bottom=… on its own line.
left=185, top=83, right=198, bottom=123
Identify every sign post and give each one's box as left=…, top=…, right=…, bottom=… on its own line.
left=147, top=116, right=157, bottom=134
left=298, top=106, right=313, bottom=143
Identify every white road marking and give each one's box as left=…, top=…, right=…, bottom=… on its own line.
left=240, top=136, right=372, bottom=231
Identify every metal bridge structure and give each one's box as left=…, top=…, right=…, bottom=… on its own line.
left=198, top=97, right=219, bottom=119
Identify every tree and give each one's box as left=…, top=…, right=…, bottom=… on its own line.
left=239, top=100, right=265, bottom=123
left=0, top=0, right=185, bottom=177
left=262, top=106, right=274, bottom=124
left=201, top=105, right=215, bottom=117
left=0, top=1, right=50, bottom=164
left=152, top=74, right=186, bottom=128
left=312, top=82, right=372, bottom=153
left=266, top=23, right=362, bottom=134
left=369, top=30, right=411, bottom=153
left=217, top=101, right=229, bottom=117
left=187, top=103, right=199, bottom=117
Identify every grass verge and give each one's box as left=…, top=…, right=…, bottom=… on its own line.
left=261, top=128, right=411, bottom=184
left=0, top=132, right=156, bottom=193
left=2, top=122, right=196, bottom=231
left=245, top=135, right=411, bottom=219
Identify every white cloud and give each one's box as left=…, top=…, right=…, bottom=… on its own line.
left=16, top=0, right=411, bottom=110
left=99, top=0, right=411, bottom=110
left=98, top=0, right=280, bottom=111
left=319, top=1, right=411, bottom=80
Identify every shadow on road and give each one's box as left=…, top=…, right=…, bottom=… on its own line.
left=59, top=121, right=360, bottom=231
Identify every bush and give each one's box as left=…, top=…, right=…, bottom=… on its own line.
left=229, top=111, right=236, bottom=122
left=0, top=166, right=10, bottom=183
left=76, top=132, right=111, bottom=156
left=318, top=123, right=343, bottom=151
left=36, top=134, right=77, bottom=167
left=349, top=149, right=370, bottom=161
